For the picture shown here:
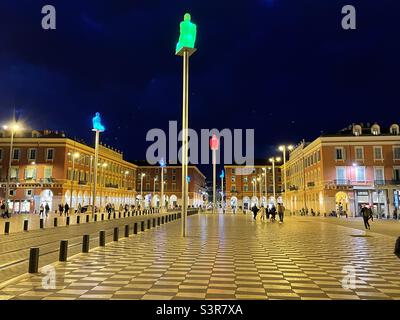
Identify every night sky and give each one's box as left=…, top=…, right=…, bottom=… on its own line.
left=0, top=1, right=399, bottom=178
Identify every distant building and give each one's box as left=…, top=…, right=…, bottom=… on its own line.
left=0, top=129, right=136, bottom=213
left=224, top=160, right=283, bottom=210
left=286, top=123, right=400, bottom=217
left=133, top=160, right=207, bottom=208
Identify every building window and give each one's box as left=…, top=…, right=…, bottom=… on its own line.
left=231, top=169, right=235, bottom=174
left=374, top=146, right=383, bottom=160
left=28, top=148, right=37, bottom=161
left=172, top=175, right=176, bottom=181
left=394, top=167, right=400, bottom=182
left=355, top=166, right=366, bottom=182
left=13, top=149, right=20, bottom=160
left=390, top=124, right=399, bottom=135
left=46, top=148, right=54, bottom=161
left=9, top=189, right=15, bottom=197
left=371, top=124, right=380, bottom=135
left=10, top=167, right=19, bottom=180
left=355, top=147, right=364, bottom=160
left=172, top=169, right=176, bottom=174
left=336, top=167, right=347, bottom=184
left=231, top=176, right=236, bottom=182
left=24, top=167, right=37, bottom=180
left=26, top=189, right=33, bottom=197
left=146, top=183, right=150, bottom=190
left=394, top=147, right=400, bottom=160
left=231, top=185, right=236, bottom=192
left=243, top=177, right=248, bottom=183
left=172, top=183, right=176, bottom=191
left=374, top=167, right=385, bottom=184
left=335, top=147, right=345, bottom=161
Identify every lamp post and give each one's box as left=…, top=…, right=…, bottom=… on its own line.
left=269, top=157, right=281, bottom=204
left=210, top=134, right=219, bottom=214
left=68, top=152, right=80, bottom=212
left=92, top=112, right=105, bottom=215
left=176, top=13, right=197, bottom=237
left=258, top=176, right=262, bottom=205
left=140, top=173, right=145, bottom=209
left=3, top=123, right=21, bottom=214
left=220, top=170, right=225, bottom=213
left=279, top=145, right=294, bottom=207
left=124, top=170, right=129, bottom=205
left=159, top=158, right=166, bottom=212
left=153, top=176, right=158, bottom=208
left=99, top=162, right=107, bottom=212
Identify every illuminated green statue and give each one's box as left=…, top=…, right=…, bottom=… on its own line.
left=176, top=13, right=197, bottom=54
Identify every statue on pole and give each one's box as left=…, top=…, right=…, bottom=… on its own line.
left=176, top=13, right=197, bottom=54
left=92, top=112, right=105, bottom=132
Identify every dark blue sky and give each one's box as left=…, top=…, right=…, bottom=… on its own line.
left=0, top=1, right=399, bottom=178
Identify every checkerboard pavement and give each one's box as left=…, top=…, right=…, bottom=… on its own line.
left=0, top=213, right=399, bottom=300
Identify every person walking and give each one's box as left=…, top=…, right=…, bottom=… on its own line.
left=59, top=203, right=64, bottom=216
left=39, top=204, right=44, bottom=217
left=251, top=204, right=259, bottom=220
left=361, top=204, right=371, bottom=230
left=64, top=203, right=70, bottom=216
left=77, top=203, right=82, bottom=214
left=45, top=203, right=50, bottom=217
left=0, top=201, right=6, bottom=218
left=270, top=204, right=277, bottom=222
left=260, top=205, right=266, bottom=221
left=278, top=203, right=285, bottom=223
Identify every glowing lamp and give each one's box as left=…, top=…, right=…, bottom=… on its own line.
left=210, top=134, right=219, bottom=151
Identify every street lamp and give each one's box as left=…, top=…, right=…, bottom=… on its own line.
left=279, top=145, right=294, bottom=207
left=176, top=13, right=197, bottom=237
left=269, top=157, right=281, bottom=204
left=140, top=173, right=145, bottom=209
left=210, top=134, right=219, bottom=214
left=124, top=170, right=129, bottom=205
left=68, top=152, right=80, bottom=212
left=3, top=122, right=22, bottom=214
left=92, top=113, right=105, bottom=215
left=159, top=158, right=166, bottom=212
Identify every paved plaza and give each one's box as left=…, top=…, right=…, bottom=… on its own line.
left=0, top=213, right=399, bottom=300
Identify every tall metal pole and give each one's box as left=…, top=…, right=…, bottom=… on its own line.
left=70, top=156, right=75, bottom=211
left=221, top=174, right=224, bottom=213
left=181, top=50, right=189, bottom=236
left=89, top=155, right=93, bottom=208
left=282, top=146, right=287, bottom=206
left=5, top=129, right=15, bottom=214
left=100, top=164, right=103, bottom=212
left=140, top=174, right=143, bottom=209
left=264, top=168, right=267, bottom=205
left=212, top=149, right=216, bottom=214
left=92, top=131, right=100, bottom=214
left=272, top=160, right=276, bottom=203
left=161, top=166, right=164, bottom=212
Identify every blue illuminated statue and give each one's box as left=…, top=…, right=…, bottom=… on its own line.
left=159, top=157, right=166, bottom=167
left=92, top=112, right=105, bottom=132
left=187, top=176, right=191, bottom=183
left=220, top=170, right=225, bottom=179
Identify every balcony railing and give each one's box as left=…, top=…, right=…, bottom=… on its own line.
left=105, top=183, right=119, bottom=189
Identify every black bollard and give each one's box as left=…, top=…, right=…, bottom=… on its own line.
left=113, top=227, right=119, bottom=241
left=86, top=215, right=90, bottom=223
left=101, top=213, right=104, bottom=221
left=4, top=221, right=10, bottom=235
left=162, top=216, right=164, bottom=224
left=82, top=235, right=90, bottom=253
left=123, top=212, right=126, bottom=218
left=153, top=218, right=156, bottom=228
left=66, top=216, right=70, bottom=226
left=99, top=230, right=106, bottom=246
left=147, top=220, right=151, bottom=229
left=108, top=213, right=111, bottom=220
left=124, top=225, right=129, bottom=237
left=23, top=220, right=29, bottom=231
left=141, top=221, right=145, bottom=232
left=157, top=217, right=160, bottom=226
left=395, top=237, right=400, bottom=258
left=119, top=212, right=121, bottom=219
left=94, top=214, right=97, bottom=222
left=28, top=248, right=40, bottom=273
left=54, top=217, right=58, bottom=227
left=134, top=223, right=138, bottom=234
left=59, top=240, right=68, bottom=262
left=113, top=212, right=116, bottom=219
left=77, top=215, right=81, bottom=224
left=39, top=219, right=44, bottom=229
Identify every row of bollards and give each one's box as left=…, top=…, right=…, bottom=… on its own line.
left=27, top=212, right=177, bottom=273
left=5, top=209, right=161, bottom=235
